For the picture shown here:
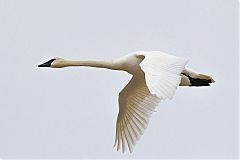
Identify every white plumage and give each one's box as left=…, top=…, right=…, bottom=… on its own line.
left=38, top=51, right=214, bottom=153
left=114, top=76, right=161, bottom=153
left=139, top=51, right=189, bottom=99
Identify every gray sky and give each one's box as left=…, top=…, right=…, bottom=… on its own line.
left=0, top=0, right=238, bottom=159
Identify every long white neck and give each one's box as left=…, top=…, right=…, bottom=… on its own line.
left=64, top=60, right=119, bottom=70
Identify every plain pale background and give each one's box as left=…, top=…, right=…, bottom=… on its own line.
left=0, top=0, right=238, bottom=159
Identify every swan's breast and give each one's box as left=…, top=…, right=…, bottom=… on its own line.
left=114, top=54, right=144, bottom=76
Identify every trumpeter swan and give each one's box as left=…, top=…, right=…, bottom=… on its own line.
left=38, top=51, right=214, bottom=153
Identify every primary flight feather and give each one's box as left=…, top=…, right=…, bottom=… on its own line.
left=38, top=51, right=214, bottom=153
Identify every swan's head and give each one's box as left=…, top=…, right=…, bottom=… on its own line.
left=38, top=57, right=67, bottom=68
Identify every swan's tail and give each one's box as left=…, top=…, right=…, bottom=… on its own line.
left=180, top=69, right=215, bottom=87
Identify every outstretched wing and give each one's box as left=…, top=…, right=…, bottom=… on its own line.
left=139, top=51, right=189, bottom=99
left=114, top=77, right=161, bottom=153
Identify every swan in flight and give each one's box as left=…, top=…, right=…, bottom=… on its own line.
left=38, top=51, right=214, bottom=153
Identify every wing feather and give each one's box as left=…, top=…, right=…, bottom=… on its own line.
left=139, top=51, right=188, bottom=99
left=126, top=111, right=143, bottom=135
left=125, top=113, right=138, bottom=142
left=122, top=118, right=133, bottom=152
left=119, top=122, right=125, bottom=153
left=114, top=77, right=161, bottom=153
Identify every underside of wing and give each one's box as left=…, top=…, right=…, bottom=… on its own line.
left=114, top=77, right=161, bottom=153
left=139, top=51, right=189, bottom=99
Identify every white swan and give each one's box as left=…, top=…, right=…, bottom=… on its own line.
left=38, top=51, right=214, bottom=153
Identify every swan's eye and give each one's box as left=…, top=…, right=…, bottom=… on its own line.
left=38, top=58, right=56, bottom=67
